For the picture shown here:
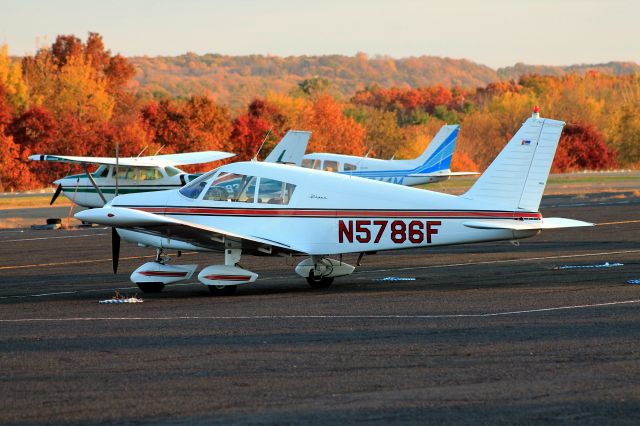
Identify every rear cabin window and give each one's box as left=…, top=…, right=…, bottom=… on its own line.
left=323, top=160, right=338, bottom=172
left=344, top=163, right=357, bottom=171
left=203, top=173, right=257, bottom=203
left=257, top=178, right=296, bottom=205
left=165, top=166, right=181, bottom=177
left=301, top=159, right=313, bottom=169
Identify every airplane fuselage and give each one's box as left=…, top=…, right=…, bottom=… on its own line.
left=111, top=162, right=540, bottom=255
left=56, top=164, right=199, bottom=208
left=301, top=153, right=448, bottom=187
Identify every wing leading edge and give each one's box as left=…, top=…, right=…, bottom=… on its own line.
left=29, top=151, right=235, bottom=168
left=74, top=207, right=298, bottom=254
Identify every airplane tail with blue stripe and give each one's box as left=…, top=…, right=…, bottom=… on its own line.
left=410, top=125, right=459, bottom=174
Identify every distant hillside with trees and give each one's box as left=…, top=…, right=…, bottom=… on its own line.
left=129, top=53, right=640, bottom=107
left=1, top=32, right=639, bottom=191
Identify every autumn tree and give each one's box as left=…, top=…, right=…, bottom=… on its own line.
left=552, top=123, right=617, bottom=172
left=0, top=85, right=35, bottom=190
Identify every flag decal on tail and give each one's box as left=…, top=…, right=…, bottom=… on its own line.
left=521, top=140, right=531, bottom=146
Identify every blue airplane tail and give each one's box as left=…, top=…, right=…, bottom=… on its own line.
left=411, top=125, right=460, bottom=174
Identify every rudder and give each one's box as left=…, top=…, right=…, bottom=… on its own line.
left=462, top=112, right=565, bottom=212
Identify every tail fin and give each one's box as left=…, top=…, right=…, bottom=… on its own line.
left=462, top=111, right=565, bottom=212
left=412, top=125, right=459, bottom=173
left=264, top=130, right=311, bottom=165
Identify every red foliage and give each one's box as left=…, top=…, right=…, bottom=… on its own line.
left=9, top=106, right=60, bottom=186
left=230, top=99, right=273, bottom=160
left=552, top=123, right=617, bottom=172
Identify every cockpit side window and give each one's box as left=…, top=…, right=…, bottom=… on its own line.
left=93, top=165, right=108, bottom=178
left=179, top=170, right=217, bottom=199
left=323, top=160, right=338, bottom=172
left=203, top=173, right=257, bottom=203
left=257, top=178, right=296, bottom=205
left=139, top=167, right=162, bottom=180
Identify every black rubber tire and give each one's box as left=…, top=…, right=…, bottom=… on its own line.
left=306, top=274, right=334, bottom=288
left=137, top=282, right=165, bottom=293
left=208, top=285, right=238, bottom=296
left=46, top=218, right=62, bottom=225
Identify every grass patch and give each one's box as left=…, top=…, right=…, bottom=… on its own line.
left=0, top=195, right=71, bottom=209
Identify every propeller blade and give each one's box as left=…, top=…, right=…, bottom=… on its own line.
left=112, top=227, right=120, bottom=274
left=50, top=184, right=63, bottom=205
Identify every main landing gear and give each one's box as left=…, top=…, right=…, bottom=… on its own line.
left=295, top=256, right=355, bottom=288
left=130, top=248, right=257, bottom=296
left=129, top=250, right=358, bottom=295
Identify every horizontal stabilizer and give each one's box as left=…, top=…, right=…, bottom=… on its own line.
left=408, top=171, right=480, bottom=178
left=463, top=217, right=593, bottom=231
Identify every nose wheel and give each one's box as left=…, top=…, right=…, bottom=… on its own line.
left=208, top=285, right=238, bottom=296
left=137, top=282, right=165, bottom=293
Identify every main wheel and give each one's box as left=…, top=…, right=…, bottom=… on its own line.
left=137, top=282, right=165, bottom=293
left=306, top=273, right=334, bottom=288
left=208, top=285, right=238, bottom=296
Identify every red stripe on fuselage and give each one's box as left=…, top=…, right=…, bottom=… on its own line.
left=130, top=206, right=542, bottom=220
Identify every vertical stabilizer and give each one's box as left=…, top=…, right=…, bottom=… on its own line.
left=264, top=130, right=311, bottom=166
left=411, top=125, right=459, bottom=172
left=462, top=111, right=565, bottom=211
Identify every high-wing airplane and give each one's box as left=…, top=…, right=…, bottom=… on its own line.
left=30, top=130, right=311, bottom=208
left=301, top=124, right=478, bottom=186
left=76, top=110, right=592, bottom=295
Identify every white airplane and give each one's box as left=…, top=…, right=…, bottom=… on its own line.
left=29, top=130, right=310, bottom=208
left=301, top=124, right=478, bottom=186
left=76, top=110, right=592, bottom=295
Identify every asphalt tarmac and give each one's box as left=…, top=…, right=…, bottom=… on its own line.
left=1, top=194, right=640, bottom=424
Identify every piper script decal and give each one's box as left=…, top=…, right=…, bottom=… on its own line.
left=338, top=219, right=441, bottom=244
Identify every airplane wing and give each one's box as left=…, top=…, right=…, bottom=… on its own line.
left=29, top=151, right=235, bottom=168
left=463, top=217, right=593, bottom=231
left=75, top=207, right=300, bottom=254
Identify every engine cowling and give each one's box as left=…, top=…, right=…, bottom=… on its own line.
left=198, top=265, right=258, bottom=286
left=130, top=262, right=198, bottom=285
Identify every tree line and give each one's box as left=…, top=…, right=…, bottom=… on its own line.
left=0, top=33, right=638, bottom=191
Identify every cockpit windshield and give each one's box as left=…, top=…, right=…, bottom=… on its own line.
left=179, top=170, right=217, bottom=199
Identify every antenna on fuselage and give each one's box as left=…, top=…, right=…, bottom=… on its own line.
left=252, top=127, right=273, bottom=162
left=152, top=145, right=165, bottom=156
left=115, top=142, right=119, bottom=197
left=136, top=146, right=149, bottom=158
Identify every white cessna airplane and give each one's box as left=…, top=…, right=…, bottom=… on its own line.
left=30, top=130, right=310, bottom=208
left=301, top=124, right=477, bottom=186
left=76, top=110, right=591, bottom=295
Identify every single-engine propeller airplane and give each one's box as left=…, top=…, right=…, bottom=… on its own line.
left=76, top=109, right=592, bottom=295
left=30, top=130, right=310, bottom=208
left=301, top=124, right=478, bottom=186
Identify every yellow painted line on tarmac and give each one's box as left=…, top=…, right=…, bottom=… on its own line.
left=0, top=252, right=199, bottom=270
left=596, top=220, right=640, bottom=226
